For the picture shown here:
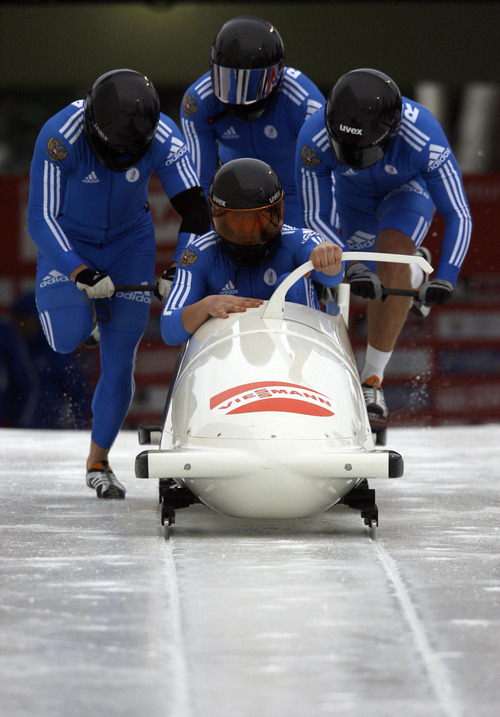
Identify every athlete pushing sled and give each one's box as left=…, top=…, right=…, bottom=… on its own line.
left=295, top=68, right=472, bottom=439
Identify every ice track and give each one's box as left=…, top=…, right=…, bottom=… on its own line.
left=1, top=425, right=499, bottom=717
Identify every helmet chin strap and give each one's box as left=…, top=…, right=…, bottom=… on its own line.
left=207, top=108, right=229, bottom=125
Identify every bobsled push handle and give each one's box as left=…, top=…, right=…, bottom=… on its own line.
left=261, top=251, right=433, bottom=320
left=261, top=261, right=315, bottom=319
left=342, top=251, right=433, bottom=274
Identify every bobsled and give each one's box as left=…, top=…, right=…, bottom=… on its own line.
left=136, top=251, right=432, bottom=529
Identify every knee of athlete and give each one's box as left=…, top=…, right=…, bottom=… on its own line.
left=378, top=261, right=411, bottom=287
left=50, top=333, right=84, bottom=354
left=44, top=323, right=91, bottom=353
left=376, top=228, right=413, bottom=255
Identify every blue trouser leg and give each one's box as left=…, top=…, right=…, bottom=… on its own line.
left=35, top=229, right=155, bottom=449
left=90, top=324, right=142, bottom=449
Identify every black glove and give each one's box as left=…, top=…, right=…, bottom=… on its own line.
left=345, top=262, right=383, bottom=300
left=418, top=279, right=454, bottom=306
left=75, top=268, right=115, bottom=299
left=155, top=266, right=177, bottom=300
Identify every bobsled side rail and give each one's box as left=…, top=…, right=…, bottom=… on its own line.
left=286, top=450, right=403, bottom=479
left=135, top=448, right=403, bottom=480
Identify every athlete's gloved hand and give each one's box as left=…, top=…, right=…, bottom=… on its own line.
left=155, top=266, right=177, bottom=300
left=345, top=262, right=383, bottom=300
left=75, top=269, right=115, bottom=299
left=418, top=279, right=454, bottom=306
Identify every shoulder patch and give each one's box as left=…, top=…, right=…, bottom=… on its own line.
left=180, top=247, right=198, bottom=266
left=46, top=137, right=68, bottom=162
left=182, top=93, right=199, bottom=117
left=301, top=144, right=321, bottom=169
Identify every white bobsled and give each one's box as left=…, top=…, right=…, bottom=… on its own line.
left=136, top=252, right=432, bottom=528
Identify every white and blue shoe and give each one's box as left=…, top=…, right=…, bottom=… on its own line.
left=86, top=461, right=126, bottom=499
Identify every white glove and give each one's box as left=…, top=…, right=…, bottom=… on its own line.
left=155, top=266, right=177, bottom=300
left=75, top=269, right=115, bottom=299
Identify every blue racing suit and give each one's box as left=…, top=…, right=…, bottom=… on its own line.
left=295, top=97, right=472, bottom=284
left=181, top=68, right=325, bottom=227
left=28, top=101, right=206, bottom=449
left=161, top=226, right=343, bottom=346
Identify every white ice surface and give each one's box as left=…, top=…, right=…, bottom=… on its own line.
left=1, top=425, right=499, bottom=717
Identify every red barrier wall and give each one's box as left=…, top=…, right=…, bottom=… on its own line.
left=2, top=173, right=499, bottom=427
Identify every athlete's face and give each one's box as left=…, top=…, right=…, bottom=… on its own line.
left=220, top=211, right=271, bottom=245
left=210, top=198, right=284, bottom=245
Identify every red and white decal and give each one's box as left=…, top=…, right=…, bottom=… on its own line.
left=210, top=381, right=334, bottom=416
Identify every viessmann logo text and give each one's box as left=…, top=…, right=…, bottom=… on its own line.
left=210, top=381, right=334, bottom=416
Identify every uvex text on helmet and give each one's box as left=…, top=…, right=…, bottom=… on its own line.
left=210, top=16, right=285, bottom=122
left=325, top=68, right=402, bottom=169
left=84, top=69, right=160, bottom=172
left=208, top=158, right=284, bottom=257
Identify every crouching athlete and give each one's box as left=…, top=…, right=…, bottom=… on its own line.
left=27, top=69, right=210, bottom=499
left=160, top=158, right=343, bottom=346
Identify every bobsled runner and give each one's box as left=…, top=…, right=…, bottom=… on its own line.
left=135, top=251, right=432, bottom=530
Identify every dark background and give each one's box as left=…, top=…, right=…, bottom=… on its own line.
left=1, top=1, right=499, bottom=173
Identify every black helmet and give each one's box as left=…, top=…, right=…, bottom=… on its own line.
left=84, top=69, right=160, bottom=172
left=210, top=16, right=285, bottom=122
left=325, top=68, right=402, bottom=169
left=209, top=158, right=284, bottom=266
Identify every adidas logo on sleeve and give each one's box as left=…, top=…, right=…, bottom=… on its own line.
left=40, top=270, right=70, bottom=287
left=427, top=144, right=451, bottom=171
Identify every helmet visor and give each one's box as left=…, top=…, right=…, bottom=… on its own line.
left=210, top=195, right=284, bottom=243
left=211, top=60, right=284, bottom=105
